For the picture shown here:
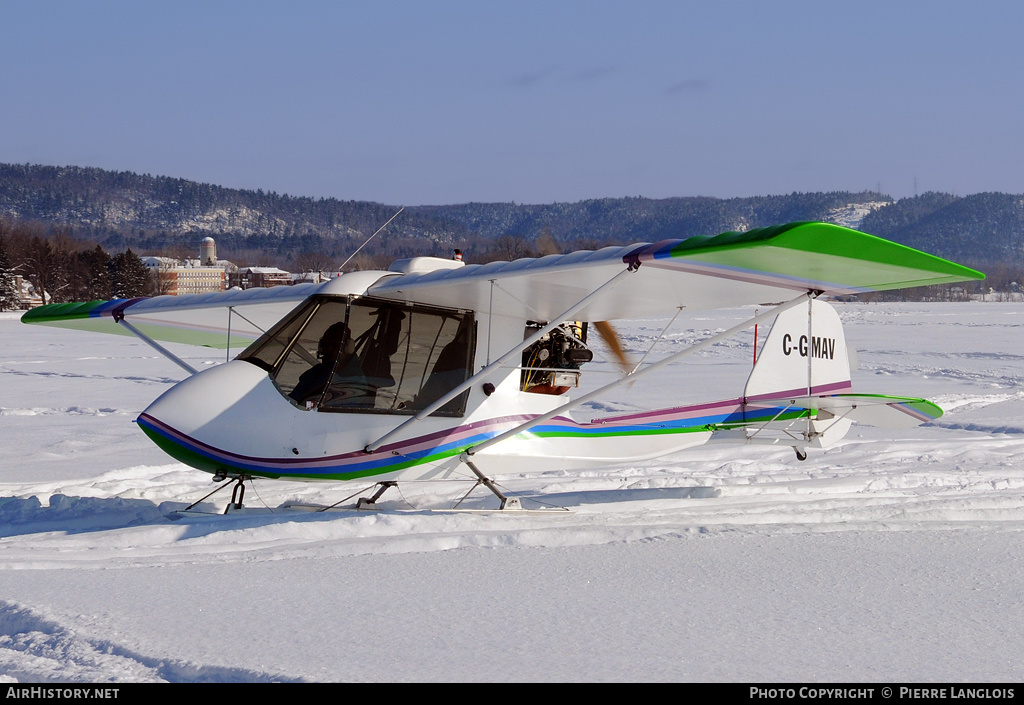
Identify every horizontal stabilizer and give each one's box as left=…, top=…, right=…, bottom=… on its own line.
left=745, top=393, right=943, bottom=429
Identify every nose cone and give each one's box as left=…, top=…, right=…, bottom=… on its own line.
left=137, top=360, right=299, bottom=476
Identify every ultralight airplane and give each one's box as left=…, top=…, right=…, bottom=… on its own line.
left=22, top=222, right=984, bottom=511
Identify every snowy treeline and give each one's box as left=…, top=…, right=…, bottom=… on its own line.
left=0, top=217, right=151, bottom=308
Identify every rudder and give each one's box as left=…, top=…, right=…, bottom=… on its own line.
left=745, top=298, right=853, bottom=402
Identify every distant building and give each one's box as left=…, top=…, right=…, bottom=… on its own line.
left=141, top=256, right=179, bottom=272
left=161, top=267, right=226, bottom=296
left=16, top=275, right=44, bottom=308
left=230, top=267, right=293, bottom=289
left=142, top=238, right=234, bottom=296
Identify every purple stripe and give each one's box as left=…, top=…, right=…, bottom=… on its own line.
left=592, top=381, right=853, bottom=425
left=139, top=411, right=559, bottom=469
left=745, top=380, right=853, bottom=403
left=592, top=397, right=744, bottom=424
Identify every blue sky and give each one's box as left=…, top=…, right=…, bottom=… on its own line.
left=3, top=0, right=1023, bottom=205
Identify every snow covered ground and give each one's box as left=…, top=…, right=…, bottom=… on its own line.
left=1, top=302, right=1022, bottom=683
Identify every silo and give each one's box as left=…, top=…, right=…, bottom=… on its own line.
left=200, top=237, right=216, bottom=266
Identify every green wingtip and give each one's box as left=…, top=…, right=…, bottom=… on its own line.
left=777, top=222, right=985, bottom=283
left=21, top=300, right=110, bottom=324
left=667, top=221, right=985, bottom=290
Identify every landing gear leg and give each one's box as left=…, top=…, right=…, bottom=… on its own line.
left=180, top=474, right=250, bottom=514
left=457, top=453, right=522, bottom=510
left=356, top=481, right=397, bottom=510
left=227, top=476, right=246, bottom=513
left=794, top=447, right=808, bottom=461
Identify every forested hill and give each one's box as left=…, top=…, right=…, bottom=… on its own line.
left=1, top=163, right=1021, bottom=267
left=410, top=193, right=886, bottom=249
left=0, top=164, right=472, bottom=263
left=860, top=192, right=1024, bottom=264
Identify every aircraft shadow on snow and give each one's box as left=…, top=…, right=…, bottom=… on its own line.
left=0, top=485, right=722, bottom=539
left=0, top=494, right=170, bottom=538
left=526, top=485, right=721, bottom=507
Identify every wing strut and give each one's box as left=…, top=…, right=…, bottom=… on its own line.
left=364, top=265, right=638, bottom=453
left=461, top=291, right=819, bottom=460
left=113, top=315, right=198, bottom=375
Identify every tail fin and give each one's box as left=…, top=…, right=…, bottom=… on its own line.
left=745, top=298, right=853, bottom=401
left=724, top=299, right=941, bottom=454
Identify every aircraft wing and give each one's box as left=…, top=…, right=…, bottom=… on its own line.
left=21, top=222, right=984, bottom=347
left=21, top=283, right=318, bottom=348
left=366, top=222, right=984, bottom=321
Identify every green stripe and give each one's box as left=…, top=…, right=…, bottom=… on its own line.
left=529, top=424, right=712, bottom=439
left=142, top=424, right=472, bottom=482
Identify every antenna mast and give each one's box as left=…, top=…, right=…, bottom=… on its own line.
left=339, top=206, right=405, bottom=271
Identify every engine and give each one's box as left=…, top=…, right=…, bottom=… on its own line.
left=521, top=322, right=593, bottom=394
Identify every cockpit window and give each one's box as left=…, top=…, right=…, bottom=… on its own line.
left=240, top=296, right=475, bottom=416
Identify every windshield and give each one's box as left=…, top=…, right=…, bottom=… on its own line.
left=240, top=296, right=475, bottom=416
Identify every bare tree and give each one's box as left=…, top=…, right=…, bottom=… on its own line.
left=345, top=252, right=390, bottom=272
left=22, top=233, right=76, bottom=304
left=490, top=234, right=534, bottom=261
left=293, top=250, right=337, bottom=278
left=159, top=237, right=198, bottom=265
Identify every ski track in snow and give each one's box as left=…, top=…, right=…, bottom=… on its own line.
left=1, top=365, right=179, bottom=387
left=1, top=304, right=1024, bottom=681
left=1, top=407, right=131, bottom=417
left=0, top=600, right=299, bottom=683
